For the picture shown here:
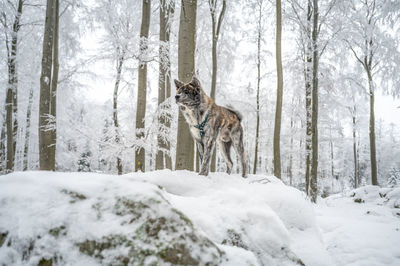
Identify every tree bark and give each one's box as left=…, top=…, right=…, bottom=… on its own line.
left=304, top=0, right=312, bottom=195
left=48, top=0, right=59, bottom=170
left=273, top=0, right=283, bottom=179
left=113, top=55, right=124, bottom=175
left=23, top=89, right=34, bottom=171
left=156, top=0, right=174, bottom=170
left=367, top=69, right=378, bottom=185
left=209, top=0, right=226, bottom=173
left=253, top=1, right=262, bottom=175
left=0, top=117, right=6, bottom=172
left=135, top=0, right=151, bottom=172
left=4, top=0, right=23, bottom=172
left=352, top=104, right=358, bottom=188
left=39, top=0, right=55, bottom=171
left=310, top=0, right=319, bottom=203
left=175, top=0, right=197, bottom=171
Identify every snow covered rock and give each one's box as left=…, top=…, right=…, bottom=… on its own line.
left=0, top=171, right=330, bottom=266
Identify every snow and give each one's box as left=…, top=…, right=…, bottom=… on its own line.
left=317, top=186, right=400, bottom=266
left=0, top=171, right=399, bottom=265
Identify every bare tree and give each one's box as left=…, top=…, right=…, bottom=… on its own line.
left=343, top=0, right=400, bottom=185
left=23, top=89, right=34, bottom=171
left=208, top=0, right=226, bottom=173
left=253, top=0, right=262, bottom=174
left=1, top=0, right=23, bottom=172
left=273, top=0, right=283, bottom=179
left=135, top=0, right=151, bottom=172
left=39, top=0, right=58, bottom=171
left=156, top=0, right=174, bottom=170
left=309, top=0, right=319, bottom=203
left=175, top=0, right=197, bottom=171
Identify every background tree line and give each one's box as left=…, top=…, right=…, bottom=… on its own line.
left=1, top=0, right=399, bottom=201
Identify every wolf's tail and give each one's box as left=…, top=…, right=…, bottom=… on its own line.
left=225, top=104, right=243, bottom=122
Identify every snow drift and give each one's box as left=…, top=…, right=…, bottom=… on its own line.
left=0, top=171, right=332, bottom=266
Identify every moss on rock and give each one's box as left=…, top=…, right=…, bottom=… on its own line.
left=0, top=231, right=8, bottom=248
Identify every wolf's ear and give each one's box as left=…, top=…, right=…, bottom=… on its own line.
left=190, top=76, right=201, bottom=88
left=174, top=79, right=184, bottom=89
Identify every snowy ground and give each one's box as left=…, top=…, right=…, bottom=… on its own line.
left=0, top=171, right=399, bottom=266
left=317, top=186, right=400, bottom=266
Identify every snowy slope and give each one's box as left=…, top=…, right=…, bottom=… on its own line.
left=0, top=171, right=327, bottom=265
left=317, top=186, right=400, bottom=266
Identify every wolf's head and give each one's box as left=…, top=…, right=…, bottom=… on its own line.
left=174, top=76, right=202, bottom=107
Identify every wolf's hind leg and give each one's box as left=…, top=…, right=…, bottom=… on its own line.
left=218, top=140, right=233, bottom=174
left=232, top=127, right=247, bottom=178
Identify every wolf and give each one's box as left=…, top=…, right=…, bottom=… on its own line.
left=174, top=76, right=247, bottom=177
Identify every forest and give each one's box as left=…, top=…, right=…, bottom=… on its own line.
left=2, top=0, right=399, bottom=198
left=1, top=0, right=400, bottom=265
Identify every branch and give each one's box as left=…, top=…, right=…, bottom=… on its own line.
left=215, top=0, right=226, bottom=37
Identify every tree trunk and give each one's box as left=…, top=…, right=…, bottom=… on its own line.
left=310, top=0, right=319, bottom=203
left=39, top=0, right=55, bottom=171
left=367, top=70, right=378, bottom=185
left=6, top=84, right=13, bottom=172
left=175, top=0, right=197, bottom=171
left=4, top=0, right=23, bottom=172
left=209, top=0, right=226, bottom=173
left=156, top=0, right=174, bottom=170
left=0, top=118, right=6, bottom=172
left=113, top=56, right=124, bottom=175
left=304, top=1, right=312, bottom=195
left=273, top=0, right=283, bottom=179
left=352, top=105, right=358, bottom=188
left=23, top=89, right=34, bottom=171
left=253, top=2, right=262, bottom=175
left=48, top=0, right=59, bottom=170
left=135, top=0, right=151, bottom=172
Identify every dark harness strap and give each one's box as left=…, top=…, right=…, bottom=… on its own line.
left=194, top=111, right=210, bottom=138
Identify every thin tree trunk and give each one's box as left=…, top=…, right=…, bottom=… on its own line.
left=4, top=0, right=23, bottom=172
left=304, top=0, right=312, bottom=195
left=0, top=117, right=6, bottom=172
left=209, top=0, right=226, bottom=172
left=367, top=70, right=378, bottom=185
left=135, top=0, right=151, bottom=172
left=156, top=0, right=174, bottom=170
left=23, top=89, right=33, bottom=171
left=352, top=105, right=358, bottom=188
left=310, top=0, right=319, bottom=203
left=6, top=83, right=13, bottom=172
left=253, top=2, right=262, bottom=175
left=273, top=0, right=283, bottom=179
left=39, top=0, right=55, bottom=171
left=113, top=56, right=124, bottom=175
left=48, top=0, right=59, bottom=170
left=175, top=0, right=197, bottom=171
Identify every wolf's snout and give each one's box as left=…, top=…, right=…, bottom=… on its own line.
left=175, top=95, right=180, bottom=100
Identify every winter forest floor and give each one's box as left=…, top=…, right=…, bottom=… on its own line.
left=0, top=171, right=399, bottom=266
left=317, top=187, right=400, bottom=266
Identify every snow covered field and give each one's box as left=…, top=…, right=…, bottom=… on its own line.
left=0, top=171, right=399, bottom=265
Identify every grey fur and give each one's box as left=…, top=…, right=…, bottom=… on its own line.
left=175, top=76, right=247, bottom=177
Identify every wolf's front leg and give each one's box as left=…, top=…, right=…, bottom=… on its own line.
left=196, top=140, right=204, bottom=165
left=199, top=134, right=217, bottom=176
